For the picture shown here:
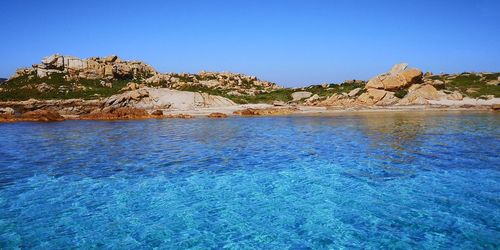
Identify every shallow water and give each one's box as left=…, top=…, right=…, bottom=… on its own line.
left=0, top=112, right=499, bottom=249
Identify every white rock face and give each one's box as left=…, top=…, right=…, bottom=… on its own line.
left=389, top=63, right=409, bottom=75
left=291, top=91, right=312, bottom=101
left=0, top=107, right=15, bottom=115
left=348, top=87, right=362, bottom=97
left=66, top=57, right=87, bottom=70
left=105, top=87, right=236, bottom=110
left=27, top=54, right=157, bottom=80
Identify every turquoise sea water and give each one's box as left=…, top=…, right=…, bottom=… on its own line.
left=0, top=112, right=499, bottom=249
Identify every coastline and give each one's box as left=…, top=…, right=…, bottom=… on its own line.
left=1, top=101, right=498, bottom=123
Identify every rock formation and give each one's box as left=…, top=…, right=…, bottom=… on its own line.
left=365, top=63, right=423, bottom=91
left=14, top=54, right=156, bottom=81
left=1, top=55, right=498, bottom=122
left=291, top=91, right=313, bottom=101
left=233, top=108, right=297, bottom=116
left=208, top=112, right=229, bottom=118
left=5, top=54, right=282, bottom=101
left=104, top=87, right=236, bottom=110
left=144, top=71, right=281, bottom=96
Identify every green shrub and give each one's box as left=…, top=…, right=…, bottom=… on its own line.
left=395, top=89, right=408, bottom=98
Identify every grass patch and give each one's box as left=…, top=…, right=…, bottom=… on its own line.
left=0, top=73, right=134, bottom=101
left=444, top=73, right=500, bottom=98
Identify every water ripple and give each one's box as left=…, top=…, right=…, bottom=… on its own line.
left=0, top=112, right=499, bottom=248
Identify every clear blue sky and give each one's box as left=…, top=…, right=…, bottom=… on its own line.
left=1, top=0, right=499, bottom=86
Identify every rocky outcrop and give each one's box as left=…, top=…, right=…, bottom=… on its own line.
left=104, top=87, right=236, bottom=110
left=357, top=88, right=390, bottom=105
left=80, top=107, right=152, bottom=120
left=208, top=112, right=229, bottom=118
left=164, top=114, right=194, bottom=119
left=1, top=109, right=65, bottom=122
left=398, top=84, right=439, bottom=105
left=318, top=94, right=356, bottom=106
left=348, top=88, right=362, bottom=97
left=291, top=91, right=312, bottom=101
left=0, top=107, right=14, bottom=115
left=21, top=110, right=65, bottom=121
left=0, top=98, right=101, bottom=115
left=144, top=71, right=281, bottom=96
left=233, top=108, right=297, bottom=116
left=366, top=63, right=423, bottom=91
left=13, top=54, right=157, bottom=81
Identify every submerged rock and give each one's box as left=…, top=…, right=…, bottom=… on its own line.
left=2, top=109, right=66, bottom=122
left=233, top=108, right=297, bottom=116
left=208, top=112, right=229, bottom=118
left=164, top=114, right=194, bottom=119
left=80, top=107, right=151, bottom=120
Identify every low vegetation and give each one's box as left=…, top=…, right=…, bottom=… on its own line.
left=394, top=89, right=408, bottom=98
left=0, top=72, right=140, bottom=101
left=427, top=73, right=500, bottom=98
left=1, top=71, right=498, bottom=103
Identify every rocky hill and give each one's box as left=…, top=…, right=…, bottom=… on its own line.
left=1, top=55, right=498, bottom=106
left=0, top=54, right=281, bottom=103
left=302, top=64, right=500, bottom=107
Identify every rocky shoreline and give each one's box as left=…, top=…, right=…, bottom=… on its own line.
left=1, top=101, right=498, bottom=123
left=1, top=55, right=499, bottom=122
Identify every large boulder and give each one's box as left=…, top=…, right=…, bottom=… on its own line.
left=318, top=94, right=355, bottom=106
left=20, top=110, right=64, bottom=122
left=291, top=91, right=312, bottom=101
left=366, top=63, right=423, bottom=91
left=0, top=107, right=15, bottom=115
left=389, top=63, right=408, bottom=75
left=81, top=107, right=151, bottom=120
left=357, top=88, right=389, bottom=105
left=398, top=84, right=439, bottom=105
left=104, top=87, right=236, bottom=110
left=233, top=108, right=297, bottom=116
left=348, top=87, right=362, bottom=97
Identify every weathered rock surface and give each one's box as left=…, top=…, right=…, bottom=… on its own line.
left=80, top=107, right=151, bottom=120
left=0, top=107, right=15, bottom=115
left=318, top=94, right=356, bottom=107
left=104, top=87, right=236, bottom=110
left=0, top=99, right=101, bottom=115
left=366, top=63, right=423, bottom=91
left=348, top=88, right=362, bottom=97
left=233, top=108, right=297, bottom=116
left=357, top=89, right=390, bottom=105
left=21, top=109, right=65, bottom=121
left=291, top=91, right=312, bottom=101
left=14, top=54, right=157, bottom=81
left=164, top=114, right=194, bottom=119
left=208, top=112, right=229, bottom=118
left=398, top=84, right=439, bottom=105
left=1, top=109, right=65, bottom=122
left=304, top=94, right=320, bottom=105
left=144, top=71, right=281, bottom=96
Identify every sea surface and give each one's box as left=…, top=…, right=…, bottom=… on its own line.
left=0, top=112, right=499, bottom=249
